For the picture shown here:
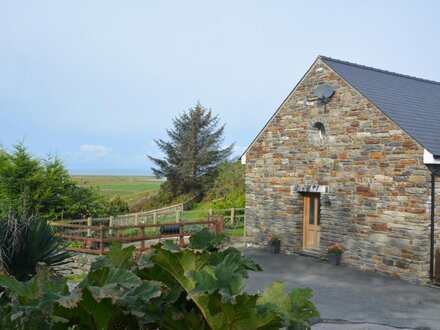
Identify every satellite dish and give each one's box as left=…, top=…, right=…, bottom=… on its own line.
left=313, top=84, right=334, bottom=100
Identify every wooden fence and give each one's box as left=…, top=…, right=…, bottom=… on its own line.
left=63, top=203, right=185, bottom=227
left=59, top=207, right=244, bottom=234
left=52, top=216, right=225, bottom=255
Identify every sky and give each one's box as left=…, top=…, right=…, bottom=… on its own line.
left=1, top=0, right=440, bottom=175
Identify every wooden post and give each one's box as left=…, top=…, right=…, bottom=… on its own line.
left=208, top=209, right=212, bottom=221
left=99, top=225, right=105, bottom=255
left=135, top=214, right=139, bottom=225
left=230, top=208, right=235, bottom=225
left=109, top=216, right=114, bottom=236
left=176, top=210, right=180, bottom=223
left=140, top=225, right=145, bottom=251
left=87, top=217, right=93, bottom=248
left=179, top=223, right=184, bottom=247
left=87, top=217, right=92, bottom=237
left=153, top=211, right=157, bottom=225
left=215, top=216, right=224, bottom=235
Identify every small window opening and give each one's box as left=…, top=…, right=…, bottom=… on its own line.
left=313, top=122, right=326, bottom=140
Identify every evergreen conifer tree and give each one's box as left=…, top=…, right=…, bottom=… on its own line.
left=149, top=102, right=233, bottom=196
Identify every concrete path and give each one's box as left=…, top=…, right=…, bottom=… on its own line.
left=242, top=248, right=439, bottom=330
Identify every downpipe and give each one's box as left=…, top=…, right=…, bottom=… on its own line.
left=430, top=168, right=440, bottom=281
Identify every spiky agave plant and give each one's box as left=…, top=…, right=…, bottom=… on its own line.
left=0, top=213, right=71, bottom=281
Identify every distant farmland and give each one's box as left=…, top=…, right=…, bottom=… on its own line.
left=72, top=175, right=164, bottom=208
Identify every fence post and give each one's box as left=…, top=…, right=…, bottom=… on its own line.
left=140, top=225, right=145, bottom=251
left=215, top=216, right=224, bottom=235
left=109, top=216, right=114, bottom=236
left=87, top=217, right=92, bottom=237
left=99, top=225, right=105, bottom=255
left=175, top=210, right=180, bottom=223
left=86, top=217, right=93, bottom=248
left=208, top=209, right=212, bottom=220
left=230, top=208, right=235, bottom=225
left=153, top=211, right=157, bottom=225
left=179, top=223, right=184, bottom=247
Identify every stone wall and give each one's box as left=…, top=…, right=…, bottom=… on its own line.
left=245, top=58, right=435, bottom=283
left=56, top=253, right=99, bottom=276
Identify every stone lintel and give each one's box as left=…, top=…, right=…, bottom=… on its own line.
left=291, top=184, right=329, bottom=194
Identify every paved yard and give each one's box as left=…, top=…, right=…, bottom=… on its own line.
left=242, top=248, right=440, bottom=330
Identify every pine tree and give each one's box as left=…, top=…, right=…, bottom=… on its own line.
left=149, top=102, right=233, bottom=196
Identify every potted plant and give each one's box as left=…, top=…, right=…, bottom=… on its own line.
left=267, top=234, right=281, bottom=254
left=327, top=243, right=343, bottom=266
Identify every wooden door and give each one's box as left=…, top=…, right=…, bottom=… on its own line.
left=303, top=194, right=321, bottom=250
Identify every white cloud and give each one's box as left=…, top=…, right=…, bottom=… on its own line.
left=79, top=144, right=111, bottom=157
left=65, top=144, right=119, bottom=164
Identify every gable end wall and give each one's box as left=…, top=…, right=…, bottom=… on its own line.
left=245, top=59, right=432, bottom=283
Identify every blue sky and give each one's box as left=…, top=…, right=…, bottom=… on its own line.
left=1, top=0, right=439, bottom=175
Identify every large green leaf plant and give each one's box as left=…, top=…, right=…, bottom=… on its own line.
left=0, top=216, right=71, bottom=281
left=0, top=229, right=319, bottom=329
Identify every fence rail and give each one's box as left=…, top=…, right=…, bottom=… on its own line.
left=59, top=207, right=244, bottom=228
left=52, top=216, right=225, bottom=255
left=53, top=207, right=245, bottom=254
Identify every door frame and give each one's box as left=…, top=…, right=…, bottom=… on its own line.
left=302, top=193, right=321, bottom=250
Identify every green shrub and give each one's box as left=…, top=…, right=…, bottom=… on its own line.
left=0, top=229, right=319, bottom=329
left=205, top=160, right=245, bottom=209
left=0, top=214, right=71, bottom=281
left=105, top=196, right=130, bottom=216
left=0, top=143, right=132, bottom=221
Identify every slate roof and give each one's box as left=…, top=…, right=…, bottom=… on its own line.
left=320, top=56, right=440, bottom=157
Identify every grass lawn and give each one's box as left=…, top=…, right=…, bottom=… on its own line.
left=224, top=227, right=244, bottom=236
left=72, top=176, right=163, bottom=196
left=72, top=175, right=164, bottom=209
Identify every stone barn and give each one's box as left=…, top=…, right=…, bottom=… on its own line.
left=241, top=56, right=440, bottom=283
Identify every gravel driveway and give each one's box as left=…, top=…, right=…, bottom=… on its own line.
left=242, top=248, right=439, bottom=330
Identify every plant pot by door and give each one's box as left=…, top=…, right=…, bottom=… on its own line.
left=268, top=241, right=280, bottom=254
left=328, top=253, right=341, bottom=266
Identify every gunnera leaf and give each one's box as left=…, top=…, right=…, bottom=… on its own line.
left=160, top=307, right=207, bottom=329
left=145, top=243, right=210, bottom=293
left=257, top=281, right=319, bottom=329
left=91, top=241, right=135, bottom=271
left=207, top=247, right=262, bottom=277
left=198, top=291, right=283, bottom=330
left=80, top=267, right=142, bottom=303
left=188, top=228, right=229, bottom=251
left=0, top=271, right=70, bottom=328
left=188, top=255, right=245, bottom=303
left=160, top=240, right=182, bottom=253
left=54, top=287, right=117, bottom=329
left=119, top=280, right=163, bottom=316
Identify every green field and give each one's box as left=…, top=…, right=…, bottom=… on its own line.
left=72, top=175, right=164, bottom=208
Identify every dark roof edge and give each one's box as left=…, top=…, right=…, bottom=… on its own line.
left=319, top=55, right=440, bottom=86
left=241, top=57, right=321, bottom=160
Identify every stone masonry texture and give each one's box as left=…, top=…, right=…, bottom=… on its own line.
left=244, top=58, right=439, bottom=284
